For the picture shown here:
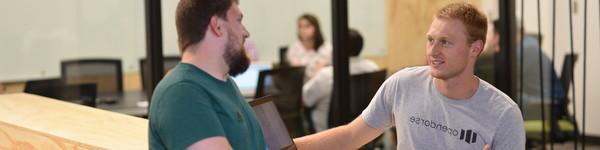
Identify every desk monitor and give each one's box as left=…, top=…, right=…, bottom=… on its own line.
left=249, top=96, right=296, bottom=150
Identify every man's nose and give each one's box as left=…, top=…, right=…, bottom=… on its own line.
left=242, top=26, right=250, bottom=38
left=428, top=42, right=442, bottom=55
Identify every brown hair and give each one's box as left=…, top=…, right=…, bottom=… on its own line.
left=435, top=2, right=487, bottom=44
left=176, top=0, right=239, bottom=52
left=298, top=14, right=325, bottom=51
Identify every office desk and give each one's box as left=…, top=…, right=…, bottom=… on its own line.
left=0, top=93, right=148, bottom=149
left=240, top=88, right=256, bottom=99
left=96, top=90, right=257, bottom=117
left=97, top=91, right=148, bottom=117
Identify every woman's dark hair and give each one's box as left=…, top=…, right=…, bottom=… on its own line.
left=298, top=13, right=324, bottom=51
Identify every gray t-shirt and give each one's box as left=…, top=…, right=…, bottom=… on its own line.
left=362, top=66, right=525, bottom=150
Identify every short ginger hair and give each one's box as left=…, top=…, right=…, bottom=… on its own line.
left=435, top=2, right=488, bottom=44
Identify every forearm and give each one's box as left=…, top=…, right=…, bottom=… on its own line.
left=293, top=117, right=382, bottom=150
left=294, top=125, right=358, bottom=150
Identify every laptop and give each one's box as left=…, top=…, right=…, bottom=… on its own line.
left=249, top=96, right=296, bottom=150
left=232, top=63, right=272, bottom=98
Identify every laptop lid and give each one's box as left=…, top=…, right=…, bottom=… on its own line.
left=249, top=96, right=296, bottom=150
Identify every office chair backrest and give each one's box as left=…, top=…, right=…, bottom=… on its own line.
left=553, top=53, right=578, bottom=121
left=255, top=66, right=305, bottom=111
left=61, top=59, right=123, bottom=96
left=327, top=69, right=387, bottom=127
left=24, top=78, right=63, bottom=94
left=255, top=66, right=306, bottom=137
left=279, top=46, right=289, bottom=67
left=348, top=70, right=387, bottom=118
left=25, top=82, right=97, bottom=107
left=559, top=53, right=577, bottom=96
left=545, top=53, right=579, bottom=142
left=140, top=56, right=181, bottom=91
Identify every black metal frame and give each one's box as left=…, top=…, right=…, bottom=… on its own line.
left=328, top=0, right=351, bottom=128
left=497, top=0, right=516, bottom=100
left=144, top=0, right=164, bottom=102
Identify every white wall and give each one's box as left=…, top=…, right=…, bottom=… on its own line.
left=0, top=0, right=146, bottom=82
left=161, top=0, right=387, bottom=61
left=517, top=0, right=600, bottom=136
left=0, top=0, right=386, bottom=82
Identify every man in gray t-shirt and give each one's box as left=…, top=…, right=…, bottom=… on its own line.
left=294, top=2, right=525, bottom=150
left=362, top=66, right=524, bottom=149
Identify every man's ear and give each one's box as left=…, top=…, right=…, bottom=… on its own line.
left=470, top=40, right=484, bottom=57
left=209, top=16, right=223, bottom=37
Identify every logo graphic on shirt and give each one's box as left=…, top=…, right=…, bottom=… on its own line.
left=236, top=112, right=244, bottom=123
left=409, top=116, right=480, bottom=145
left=459, top=129, right=477, bottom=144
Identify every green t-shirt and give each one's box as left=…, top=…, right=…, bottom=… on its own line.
left=149, top=63, right=266, bottom=150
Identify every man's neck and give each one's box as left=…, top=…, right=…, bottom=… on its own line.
left=181, top=48, right=229, bottom=81
left=433, top=72, right=479, bottom=100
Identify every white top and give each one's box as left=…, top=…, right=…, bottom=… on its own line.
left=286, top=41, right=332, bottom=79
left=302, top=57, right=380, bottom=132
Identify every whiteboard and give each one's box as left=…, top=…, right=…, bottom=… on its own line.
left=0, top=0, right=386, bottom=82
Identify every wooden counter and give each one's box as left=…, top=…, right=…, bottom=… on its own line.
left=0, top=93, right=148, bottom=149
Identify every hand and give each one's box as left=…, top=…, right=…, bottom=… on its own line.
left=312, top=62, right=326, bottom=72
left=482, top=144, right=490, bottom=150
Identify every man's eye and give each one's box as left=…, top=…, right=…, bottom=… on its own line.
left=440, top=40, right=451, bottom=46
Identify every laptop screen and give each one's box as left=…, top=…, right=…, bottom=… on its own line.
left=232, top=63, right=271, bottom=97
left=249, top=96, right=296, bottom=150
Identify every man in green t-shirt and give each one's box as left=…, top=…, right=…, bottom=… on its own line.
left=148, top=0, right=266, bottom=149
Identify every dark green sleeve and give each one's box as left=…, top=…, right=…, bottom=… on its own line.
left=155, top=82, right=225, bottom=149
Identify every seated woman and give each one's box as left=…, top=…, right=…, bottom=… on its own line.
left=287, top=13, right=332, bottom=79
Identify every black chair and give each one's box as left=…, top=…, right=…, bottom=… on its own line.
left=139, top=56, right=181, bottom=91
left=524, top=53, right=578, bottom=148
left=559, top=54, right=577, bottom=108
left=553, top=53, right=579, bottom=141
left=24, top=80, right=97, bottom=107
left=279, top=46, right=289, bottom=67
left=24, top=78, right=63, bottom=93
left=325, top=69, right=387, bottom=150
left=327, top=69, right=388, bottom=127
left=61, top=59, right=123, bottom=97
left=255, top=66, right=306, bottom=138
left=348, top=70, right=387, bottom=119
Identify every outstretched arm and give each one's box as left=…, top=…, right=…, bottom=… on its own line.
left=293, top=115, right=383, bottom=150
